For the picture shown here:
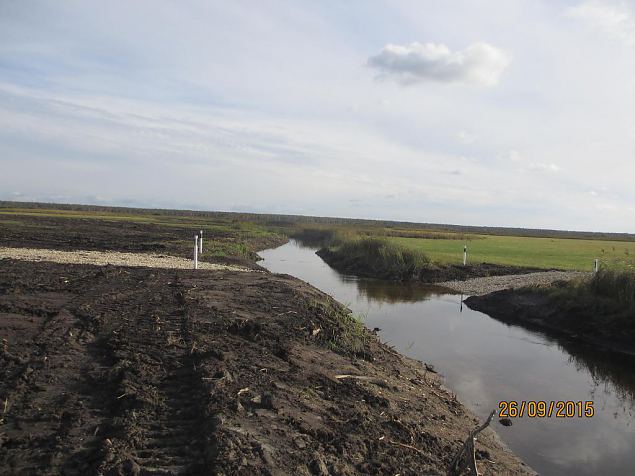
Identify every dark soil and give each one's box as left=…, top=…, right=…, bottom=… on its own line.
left=465, top=285, right=635, bottom=356
left=0, top=213, right=286, bottom=270
left=0, top=259, right=532, bottom=475
left=317, top=248, right=544, bottom=283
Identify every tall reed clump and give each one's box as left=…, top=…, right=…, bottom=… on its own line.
left=588, top=269, right=635, bottom=309
left=330, top=236, right=431, bottom=280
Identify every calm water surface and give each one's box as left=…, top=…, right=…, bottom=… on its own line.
left=259, top=240, right=635, bottom=476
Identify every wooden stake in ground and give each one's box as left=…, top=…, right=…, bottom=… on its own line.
left=199, top=230, right=203, bottom=254
left=194, top=235, right=199, bottom=269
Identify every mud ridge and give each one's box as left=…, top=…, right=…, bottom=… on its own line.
left=1, top=259, right=534, bottom=475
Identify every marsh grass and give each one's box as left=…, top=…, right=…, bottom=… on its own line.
left=323, top=236, right=431, bottom=280
left=327, top=310, right=367, bottom=355
left=292, top=224, right=635, bottom=273
left=531, top=269, right=635, bottom=337
left=588, top=269, right=635, bottom=309
left=311, top=298, right=370, bottom=358
left=549, top=269, right=635, bottom=311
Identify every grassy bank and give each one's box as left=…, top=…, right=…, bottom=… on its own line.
left=317, top=236, right=431, bottom=280
left=390, top=235, right=635, bottom=271
left=313, top=233, right=544, bottom=282
left=587, top=269, right=635, bottom=308
left=466, top=270, right=635, bottom=353
left=290, top=224, right=635, bottom=272
left=4, top=201, right=635, bottom=271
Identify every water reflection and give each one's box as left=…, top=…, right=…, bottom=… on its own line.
left=258, top=240, right=635, bottom=476
left=485, top=316, right=635, bottom=417
left=562, top=342, right=635, bottom=417
left=355, top=278, right=452, bottom=303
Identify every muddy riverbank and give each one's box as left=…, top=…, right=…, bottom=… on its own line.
left=466, top=284, right=635, bottom=356
left=0, top=256, right=533, bottom=474
left=260, top=240, right=635, bottom=475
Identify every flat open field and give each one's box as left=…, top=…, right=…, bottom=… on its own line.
left=389, top=235, right=635, bottom=271
left=0, top=206, right=286, bottom=265
left=4, top=203, right=634, bottom=274
left=0, top=206, right=532, bottom=474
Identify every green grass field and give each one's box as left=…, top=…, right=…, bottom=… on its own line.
left=389, top=235, right=635, bottom=271
left=3, top=204, right=635, bottom=271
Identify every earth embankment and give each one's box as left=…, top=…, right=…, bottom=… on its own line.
left=0, top=258, right=533, bottom=474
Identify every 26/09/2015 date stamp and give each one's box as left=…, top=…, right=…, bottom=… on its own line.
left=499, top=400, right=594, bottom=418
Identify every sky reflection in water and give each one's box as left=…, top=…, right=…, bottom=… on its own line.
left=259, top=240, right=635, bottom=476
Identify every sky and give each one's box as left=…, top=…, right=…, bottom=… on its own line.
left=1, top=0, right=635, bottom=232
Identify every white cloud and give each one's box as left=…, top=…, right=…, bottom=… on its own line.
left=528, top=162, right=561, bottom=173
left=506, top=149, right=524, bottom=163
left=457, top=130, right=477, bottom=144
left=1, top=1, right=635, bottom=232
left=568, top=1, right=635, bottom=46
left=367, top=42, right=510, bottom=86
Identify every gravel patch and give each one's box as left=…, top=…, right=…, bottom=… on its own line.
left=437, top=270, right=589, bottom=296
left=0, top=247, right=252, bottom=272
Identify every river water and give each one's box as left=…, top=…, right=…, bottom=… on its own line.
left=258, top=240, right=635, bottom=476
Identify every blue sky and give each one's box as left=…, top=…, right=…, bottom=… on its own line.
left=1, top=0, right=634, bottom=232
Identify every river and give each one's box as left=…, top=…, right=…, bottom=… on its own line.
left=258, top=240, right=635, bottom=476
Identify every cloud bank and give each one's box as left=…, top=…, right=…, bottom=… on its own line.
left=1, top=1, right=635, bottom=232
left=568, top=1, right=635, bottom=46
left=367, top=42, right=510, bottom=86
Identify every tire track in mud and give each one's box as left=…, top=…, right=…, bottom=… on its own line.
left=0, top=267, right=124, bottom=474
left=0, top=262, right=216, bottom=475
left=91, top=274, right=215, bottom=474
left=2, top=259, right=535, bottom=475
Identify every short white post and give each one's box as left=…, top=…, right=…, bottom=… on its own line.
left=463, top=244, right=467, bottom=266
left=194, top=235, right=199, bottom=269
left=199, top=230, right=203, bottom=254
left=593, top=258, right=599, bottom=273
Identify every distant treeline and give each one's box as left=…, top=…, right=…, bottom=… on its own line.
left=2, top=200, right=634, bottom=242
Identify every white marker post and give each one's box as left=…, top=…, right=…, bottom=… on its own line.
left=594, top=258, right=599, bottom=274
left=194, top=235, right=199, bottom=269
left=463, top=244, right=468, bottom=266
left=199, top=230, right=203, bottom=254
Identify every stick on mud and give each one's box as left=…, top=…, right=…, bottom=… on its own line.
left=0, top=399, right=8, bottom=425
left=449, top=409, right=496, bottom=475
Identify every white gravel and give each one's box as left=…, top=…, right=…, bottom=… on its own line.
left=436, top=270, right=589, bottom=296
left=0, top=247, right=252, bottom=272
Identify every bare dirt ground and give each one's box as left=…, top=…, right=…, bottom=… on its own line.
left=437, top=270, right=588, bottom=295
left=0, top=258, right=534, bottom=475
left=0, top=212, right=286, bottom=270
left=0, top=210, right=534, bottom=474
left=0, top=247, right=250, bottom=272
